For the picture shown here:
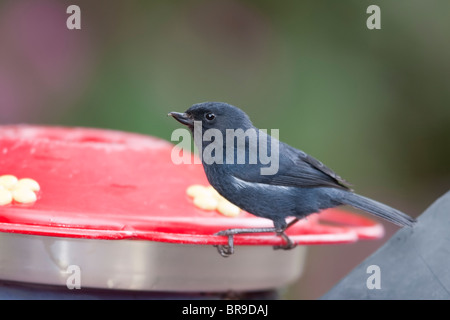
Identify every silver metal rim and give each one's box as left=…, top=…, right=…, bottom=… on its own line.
left=0, top=232, right=306, bottom=292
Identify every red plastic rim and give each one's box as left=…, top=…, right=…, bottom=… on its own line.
left=0, top=125, right=384, bottom=246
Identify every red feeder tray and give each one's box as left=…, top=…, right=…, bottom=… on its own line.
left=0, top=125, right=383, bottom=292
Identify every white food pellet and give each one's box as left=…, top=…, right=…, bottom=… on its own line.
left=16, top=178, right=40, bottom=192
left=193, top=196, right=219, bottom=211
left=0, top=189, right=13, bottom=206
left=0, top=175, right=18, bottom=190
left=186, top=184, right=243, bottom=216
left=186, top=184, right=208, bottom=198
left=217, top=198, right=241, bottom=217
left=12, top=187, right=37, bottom=204
left=205, top=185, right=221, bottom=200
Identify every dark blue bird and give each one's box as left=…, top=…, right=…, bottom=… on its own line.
left=169, top=102, right=416, bottom=257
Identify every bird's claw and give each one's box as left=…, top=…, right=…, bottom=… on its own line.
left=214, top=230, right=230, bottom=237
left=273, top=242, right=297, bottom=250
left=273, top=231, right=297, bottom=251
left=214, top=230, right=235, bottom=257
left=214, top=244, right=234, bottom=257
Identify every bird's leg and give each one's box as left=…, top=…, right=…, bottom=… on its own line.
left=214, top=227, right=277, bottom=257
left=273, top=218, right=300, bottom=250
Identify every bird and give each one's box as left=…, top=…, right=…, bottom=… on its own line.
left=169, top=102, right=416, bottom=257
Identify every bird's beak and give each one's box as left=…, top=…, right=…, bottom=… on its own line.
left=168, top=112, right=194, bottom=127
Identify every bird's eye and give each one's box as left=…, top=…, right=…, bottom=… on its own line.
left=205, top=112, right=216, bottom=121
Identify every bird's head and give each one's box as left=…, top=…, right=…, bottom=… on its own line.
left=169, top=102, right=253, bottom=134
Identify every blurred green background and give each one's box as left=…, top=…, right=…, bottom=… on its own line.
left=0, top=0, right=449, bottom=299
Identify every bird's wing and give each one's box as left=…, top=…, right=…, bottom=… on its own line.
left=229, top=143, right=352, bottom=191
left=290, top=146, right=353, bottom=190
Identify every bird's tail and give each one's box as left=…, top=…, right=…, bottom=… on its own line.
left=341, top=192, right=416, bottom=227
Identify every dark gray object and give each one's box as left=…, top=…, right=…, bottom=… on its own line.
left=322, top=191, right=450, bottom=299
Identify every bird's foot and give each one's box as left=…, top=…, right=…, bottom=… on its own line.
left=273, top=231, right=297, bottom=250
left=214, top=229, right=235, bottom=257
left=214, top=227, right=277, bottom=257
left=215, top=244, right=234, bottom=257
